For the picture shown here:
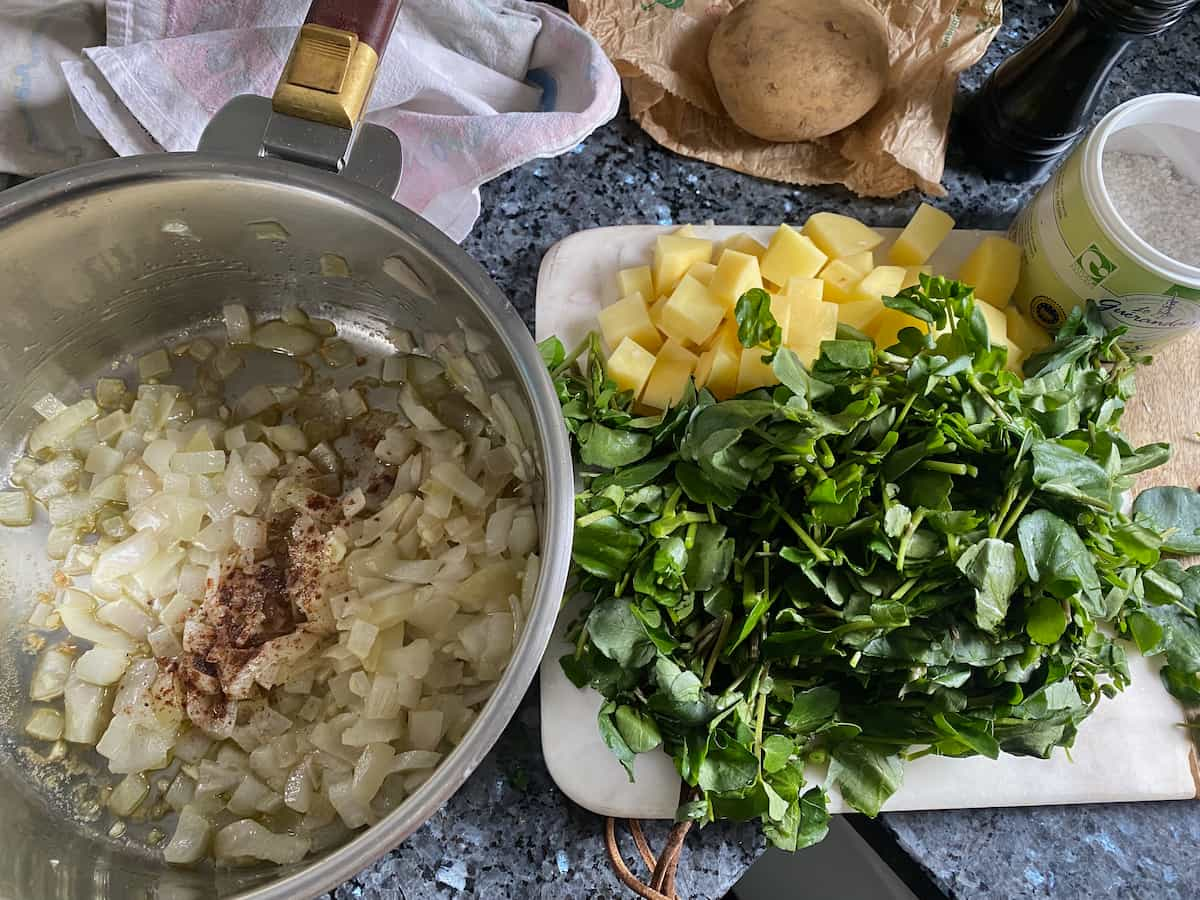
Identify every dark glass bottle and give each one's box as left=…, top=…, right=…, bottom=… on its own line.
left=968, top=0, right=1199, bottom=182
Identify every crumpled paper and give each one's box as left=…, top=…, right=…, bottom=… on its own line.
left=568, top=0, right=1002, bottom=196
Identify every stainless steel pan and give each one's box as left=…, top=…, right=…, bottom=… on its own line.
left=0, top=2, right=573, bottom=897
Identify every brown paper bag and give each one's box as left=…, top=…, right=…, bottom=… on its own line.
left=568, top=0, right=1002, bottom=197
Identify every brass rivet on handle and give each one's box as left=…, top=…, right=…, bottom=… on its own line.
left=273, top=23, right=380, bottom=129
left=289, top=24, right=355, bottom=94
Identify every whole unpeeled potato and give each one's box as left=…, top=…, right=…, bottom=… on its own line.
left=708, top=0, right=890, bottom=143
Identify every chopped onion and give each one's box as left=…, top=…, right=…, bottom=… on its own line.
left=398, top=385, right=442, bottom=431
left=138, top=350, right=172, bottom=381
left=93, top=530, right=159, bottom=582
left=171, top=451, right=225, bottom=475
left=165, top=773, right=196, bottom=812
left=10, top=302, right=543, bottom=866
left=228, top=775, right=282, bottom=815
left=223, top=304, right=253, bottom=345
left=351, top=742, right=394, bottom=804
left=59, top=607, right=139, bottom=652
left=232, top=515, right=266, bottom=550
left=253, top=320, right=320, bottom=357
left=74, top=647, right=130, bottom=685
left=29, top=398, right=99, bottom=455
left=109, top=772, right=149, bottom=815
left=33, top=393, right=68, bottom=421
left=0, top=490, right=33, bottom=526
left=62, top=672, right=109, bottom=744
left=164, top=805, right=213, bottom=864
left=25, top=707, right=65, bottom=741
left=265, top=425, right=307, bottom=453
left=407, top=710, right=444, bottom=752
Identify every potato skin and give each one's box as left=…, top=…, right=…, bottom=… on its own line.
left=708, top=0, right=889, bottom=143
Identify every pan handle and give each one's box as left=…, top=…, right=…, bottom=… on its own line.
left=272, top=0, right=403, bottom=130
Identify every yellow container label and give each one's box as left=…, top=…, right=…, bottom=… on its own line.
left=1009, top=148, right=1200, bottom=352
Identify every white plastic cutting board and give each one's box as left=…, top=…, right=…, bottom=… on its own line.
left=535, top=224, right=1199, bottom=819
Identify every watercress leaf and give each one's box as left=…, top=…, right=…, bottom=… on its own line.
left=1127, top=609, right=1165, bottom=655
left=755, top=783, right=786, bottom=828
left=956, top=538, right=1018, bottom=632
left=1017, top=509, right=1101, bottom=610
left=1032, top=440, right=1116, bottom=510
left=761, top=734, right=795, bottom=774
left=676, top=460, right=741, bottom=508
left=685, top=524, right=734, bottom=592
left=592, top=457, right=674, bottom=492
left=784, top=686, right=840, bottom=732
left=697, top=735, right=759, bottom=793
left=587, top=597, right=656, bottom=669
left=615, top=704, right=663, bottom=754
left=573, top=516, right=643, bottom=579
left=795, top=788, right=831, bottom=848
left=1133, top=486, right=1200, bottom=554
left=828, top=743, right=904, bottom=818
left=1025, top=594, right=1068, bottom=645
left=735, top=288, right=781, bottom=351
left=1120, top=442, right=1171, bottom=476
left=598, top=701, right=638, bottom=780
left=650, top=657, right=718, bottom=727
left=538, top=335, right=566, bottom=369
left=580, top=422, right=653, bottom=468
left=813, top=340, right=874, bottom=380
left=772, top=346, right=812, bottom=398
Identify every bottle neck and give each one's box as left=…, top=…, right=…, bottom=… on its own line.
left=982, top=0, right=1134, bottom=149
left=1084, top=0, right=1199, bottom=35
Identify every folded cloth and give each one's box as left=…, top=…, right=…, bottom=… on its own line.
left=0, top=0, right=112, bottom=174
left=59, top=0, right=620, bottom=241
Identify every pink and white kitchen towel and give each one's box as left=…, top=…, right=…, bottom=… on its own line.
left=57, top=0, right=621, bottom=241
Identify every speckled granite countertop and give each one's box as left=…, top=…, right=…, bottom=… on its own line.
left=330, top=3, right=1200, bottom=898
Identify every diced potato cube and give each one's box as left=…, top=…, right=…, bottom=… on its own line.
left=787, top=302, right=839, bottom=365
left=675, top=224, right=697, bottom=237
left=841, top=250, right=875, bottom=276
left=851, top=266, right=907, bottom=304
left=658, top=338, right=700, bottom=368
left=1005, top=307, right=1051, bottom=353
left=975, top=299, right=1009, bottom=345
left=606, top=338, right=657, bottom=398
left=1004, top=338, right=1026, bottom=375
left=784, top=277, right=824, bottom=304
left=736, top=347, right=778, bottom=393
left=779, top=288, right=822, bottom=347
left=837, top=297, right=884, bottom=333
left=818, top=259, right=864, bottom=303
left=695, top=344, right=740, bottom=400
left=870, top=307, right=928, bottom=349
left=642, top=358, right=694, bottom=410
left=710, top=318, right=742, bottom=355
left=901, top=265, right=932, bottom=289
left=617, top=265, right=654, bottom=302
left=648, top=295, right=669, bottom=331
left=888, top=203, right=956, bottom=266
left=653, top=235, right=713, bottom=295
left=710, top=250, right=764, bottom=309
left=760, top=224, right=828, bottom=286
left=597, top=292, right=662, bottom=354
left=957, top=236, right=1021, bottom=308
left=802, top=212, right=885, bottom=259
left=687, top=261, right=717, bottom=286
left=722, top=232, right=767, bottom=259
left=660, top=276, right=725, bottom=346
left=769, top=294, right=793, bottom=346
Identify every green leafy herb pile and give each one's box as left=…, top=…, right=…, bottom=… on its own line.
left=540, top=277, right=1200, bottom=852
